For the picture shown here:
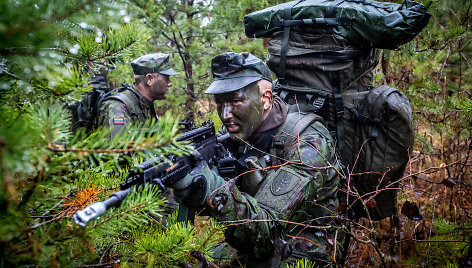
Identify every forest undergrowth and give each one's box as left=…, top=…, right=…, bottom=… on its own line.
left=346, top=125, right=472, bottom=267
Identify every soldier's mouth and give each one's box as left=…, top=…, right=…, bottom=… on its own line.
left=225, top=123, right=240, bottom=133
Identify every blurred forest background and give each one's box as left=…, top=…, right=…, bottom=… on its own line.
left=0, top=0, right=471, bottom=267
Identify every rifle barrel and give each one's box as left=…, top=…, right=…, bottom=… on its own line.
left=73, top=188, right=131, bottom=226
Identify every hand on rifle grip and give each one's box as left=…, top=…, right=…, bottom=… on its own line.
left=171, top=151, right=207, bottom=205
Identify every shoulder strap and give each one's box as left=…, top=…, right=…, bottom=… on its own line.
left=273, top=110, right=332, bottom=152
left=102, top=87, right=145, bottom=121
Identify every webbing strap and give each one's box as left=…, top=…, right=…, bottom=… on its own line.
left=279, top=0, right=305, bottom=79
left=274, top=18, right=352, bottom=28
left=273, top=111, right=332, bottom=153
left=331, top=71, right=346, bottom=161
left=274, top=80, right=329, bottom=112
left=326, top=0, right=346, bottom=18
left=312, top=95, right=327, bottom=111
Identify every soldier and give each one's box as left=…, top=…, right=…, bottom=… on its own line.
left=98, top=52, right=177, bottom=136
left=170, top=52, right=346, bottom=267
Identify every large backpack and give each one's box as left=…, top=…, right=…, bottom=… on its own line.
left=68, top=76, right=136, bottom=134
left=244, top=0, right=427, bottom=220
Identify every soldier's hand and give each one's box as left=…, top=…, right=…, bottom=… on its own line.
left=171, top=152, right=224, bottom=206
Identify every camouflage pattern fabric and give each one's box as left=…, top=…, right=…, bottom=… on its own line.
left=206, top=108, right=346, bottom=267
left=131, top=52, right=178, bottom=76
left=97, top=86, right=157, bottom=137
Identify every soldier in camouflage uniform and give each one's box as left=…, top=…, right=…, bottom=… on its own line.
left=170, top=52, right=346, bottom=267
left=98, top=53, right=177, bottom=137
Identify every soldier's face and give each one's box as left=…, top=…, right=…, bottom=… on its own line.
left=214, top=84, right=265, bottom=141
left=148, top=73, right=171, bottom=100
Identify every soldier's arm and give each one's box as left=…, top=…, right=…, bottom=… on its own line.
left=97, top=100, right=133, bottom=137
left=205, top=122, right=342, bottom=260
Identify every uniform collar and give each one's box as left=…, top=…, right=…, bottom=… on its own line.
left=132, top=85, right=155, bottom=108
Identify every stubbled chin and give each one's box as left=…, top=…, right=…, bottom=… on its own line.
left=229, top=133, right=240, bottom=140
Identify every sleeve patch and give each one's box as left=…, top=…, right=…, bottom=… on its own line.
left=255, top=166, right=310, bottom=214
left=113, top=118, right=125, bottom=125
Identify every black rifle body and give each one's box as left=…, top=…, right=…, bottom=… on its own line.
left=73, top=122, right=233, bottom=226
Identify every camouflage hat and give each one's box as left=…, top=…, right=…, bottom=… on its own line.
left=131, top=53, right=178, bottom=76
left=205, top=52, right=272, bottom=94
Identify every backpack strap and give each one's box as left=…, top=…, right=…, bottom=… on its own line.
left=272, top=109, right=333, bottom=154
left=326, top=0, right=346, bottom=18
left=330, top=71, right=346, bottom=162
left=101, top=86, right=146, bottom=122
left=279, top=0, right=305, bottom=80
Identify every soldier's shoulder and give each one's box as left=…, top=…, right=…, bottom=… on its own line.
left=281, top=112, right=328, bottom=137
left=104, top=88, right=139, bottom=107
left=100, top=97, right=130, bottom=118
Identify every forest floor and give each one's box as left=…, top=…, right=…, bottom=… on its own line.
left=346, top=134, right=472, bottom=267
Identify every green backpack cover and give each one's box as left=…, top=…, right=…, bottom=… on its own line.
left=244, top=0, right=431, bottom=49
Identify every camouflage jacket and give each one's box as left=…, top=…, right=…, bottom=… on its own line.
left=208, top=106, right=346, bottom=267
left=97, top=85, right=158, bottom=137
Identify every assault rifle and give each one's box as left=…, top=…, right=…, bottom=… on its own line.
left=73, top=121, right=235, bottom=226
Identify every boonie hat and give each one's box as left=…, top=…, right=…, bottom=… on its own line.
left=131, top=53, right=178, bottom=76
left=205, top=52, right=272, bottom=94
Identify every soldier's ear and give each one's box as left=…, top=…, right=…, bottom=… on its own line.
left=261, top=89, right=272, bottom=110
left=258, top=80, right=273, bottom=110
left=145, top=73, right=153, bottom=86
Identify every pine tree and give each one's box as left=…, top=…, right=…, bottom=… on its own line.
left=0, top=1, right=225, bottom=266
left=378, top=0, right=471, bottom=148
left=126, top=0, right=287, bottom=124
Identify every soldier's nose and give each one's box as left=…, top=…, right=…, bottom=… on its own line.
left=221, top=103, right=233, bottom=120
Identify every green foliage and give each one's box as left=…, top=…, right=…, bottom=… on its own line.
left=73, top=168, right=128, bottom=190
left=0, top=0, right=131, bottom=105
left=118, top=214, right=225, bottom=267
left=288, top=258, right=318, bottom=268
left=0, top=99, right=69, bottom=177
left=69, top=22, right=150, bottom=64
left=404, top=219, right=471, bottom=267
left=457, top=98, right=472, bottom=133
left=434, top=219, right=459, bottom=234
left=131, top=221, right=197, bottom=266
left=0, top=1, right=227, bottom=266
